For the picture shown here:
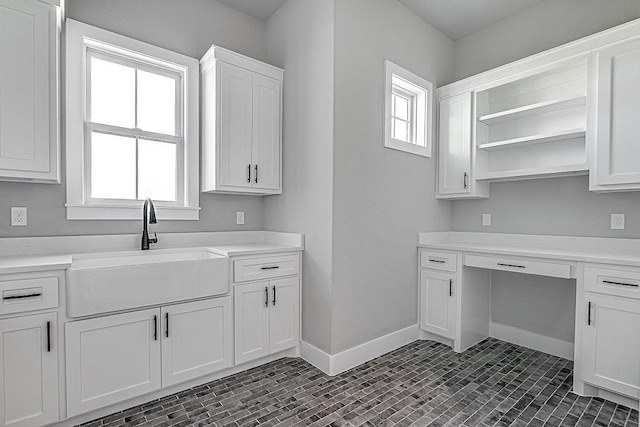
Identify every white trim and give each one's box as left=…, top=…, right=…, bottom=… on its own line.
left=384, top=60, right=433, bottom=158
left=490, top=322, right=574, bottom=360
left=65, top=19, right=200, bottom=220
left=301, top=325, right=419, bottom=376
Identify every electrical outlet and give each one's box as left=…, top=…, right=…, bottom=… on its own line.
left=236, top=211, right=245, bottom=225
left=11, top=207, right=27, bottom=226
left=611, top=214, right=625, bottom=230
left=482, top=214, right=491, bottom=227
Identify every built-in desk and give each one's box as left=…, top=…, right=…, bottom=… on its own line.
left=418, top=232, right=640, bottom=412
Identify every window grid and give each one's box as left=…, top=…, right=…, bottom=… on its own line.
left=391, top=85, right=416, bottom=144
left=84, top=49, right=184, bottom=204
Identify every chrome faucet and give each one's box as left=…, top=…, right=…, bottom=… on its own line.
left=141, top=198, right=158, bottom=250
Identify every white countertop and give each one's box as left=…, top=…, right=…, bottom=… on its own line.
left=0, top=231, right=304, bottom=275
left=418, top=232, right=640, bottom=267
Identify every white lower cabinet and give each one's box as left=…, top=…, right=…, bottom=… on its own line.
left=234, top=277, right=300, bottom=365
left=66, top=297, right=233, bottom=416
left=582, top=293, right=640, bottom=399
left=66, top=308, right=161, bottom=417
left=419, top=270, right=456, bottom=339
left=0, top=313, right=58, bottom=427
left=161, top=298, right=232, bottom=387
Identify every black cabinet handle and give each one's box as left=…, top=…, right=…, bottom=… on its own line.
left=165, top=313, right=169, bottom=338
left=265, top=287, right=269, bottom=308
left=261, top=266, right=280, bottom=270
left=464, top=172, right=468, bottom=189
left=272, top=286, right=276, bottom=306
left=46, top=321, right=51, bottom=352
left=428, top=259, right=446, bottom=264
left=587, top=302, right=592, bottom=326
left=153, top=315, right=158, bottom=341
left=3, top=293, right=42, bottom=301
left=497, top=263, right=526, bottom=269
left=248, top=164, right=251, bottom=183
left=255, top=165, right=258, bottom=183
left=449, top=279, right=453, bottom=297
left=602, top=280, right=639, bottom=288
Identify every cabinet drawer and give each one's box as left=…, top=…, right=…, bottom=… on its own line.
left=464, top=254, right=572, bottom=279
left=234, top=254, right=299, bottom=283
left=0, top=274, right=59, bottom=315
left=584, top=267, right=640, bottom=299
left=420, top=250, right=457, bottom=272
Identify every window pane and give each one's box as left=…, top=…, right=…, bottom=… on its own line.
left=393, top=118, right=408, bottom=142
left=91, top=132, right=136, bottom=200
left=90, top=56, right=135, bottom=128
left=393, top=92, right=409, bottom=121
left=138, top=139, right=177, bottom=202
left=137, top=70, right=177, bottom=135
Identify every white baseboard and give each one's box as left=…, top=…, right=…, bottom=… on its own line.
left=490, top=322, right=574, bottom=360
left=301, top=325, right=419, bottom=376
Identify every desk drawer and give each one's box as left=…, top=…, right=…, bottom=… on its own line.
left=0, top=274, right=59, bottom=315
left=234, top=254, right=299, bottom=283
left=584, top=267, right=640, bottom=300
left=420, top=251, right=457, bottom=272
left=464, top=254, right=572, bottom=279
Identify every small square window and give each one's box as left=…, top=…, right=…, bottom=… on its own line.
left=384, top=60, right=433, bottom=157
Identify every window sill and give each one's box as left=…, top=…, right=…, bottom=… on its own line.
left=384, top=138, right=432, bottom=158
left=66, top=204, right=200, bottom=221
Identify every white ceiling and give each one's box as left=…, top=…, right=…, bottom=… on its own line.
left=397, top=0, right=549, bottom=41
left=218, top=0, right=551, bottom=41
left=217, top=0, right=288, bottom=22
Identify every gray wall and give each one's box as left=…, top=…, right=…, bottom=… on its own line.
left=0, top=0, right=267, bottom=237
left=264, top=0, right=335, bottom=353
left=331, top=0, right=454, bottom=353
left=454, top=0, right=640, bottom=80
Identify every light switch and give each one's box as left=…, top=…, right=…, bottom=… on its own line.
left=482, top=213, right=491, bottom=227
left=236, top=211, right=245, bottom=225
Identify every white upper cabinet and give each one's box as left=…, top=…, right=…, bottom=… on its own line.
left=591, top=37, right=640, bottom=191
left=436, top=19, right=640, bottom=197
left=0, top=0, right=59, bottom=183
left=437, top=92, right=488, bottom=198
left=201, top=46, right=283, bottom=195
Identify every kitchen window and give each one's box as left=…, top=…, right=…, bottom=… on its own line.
left=65, top=20, right=200, bottom=220
left=384, top=60, right=433, bottom=157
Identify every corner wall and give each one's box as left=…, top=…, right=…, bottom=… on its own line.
left=264, top=0, right=336, bottom=353
left=331, top=0, right=454, bottom=353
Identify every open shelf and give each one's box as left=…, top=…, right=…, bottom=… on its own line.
left=477, top=94, right=586, bottom=125
left=477, top=128, right=586, bottom=151
left=475, top=163, right=589, bottom=182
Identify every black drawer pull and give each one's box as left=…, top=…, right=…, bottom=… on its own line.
left=153, top=315, right=158, bottom=341
left=602, top=280, right=639, bottom=288
left=265, top=287, right=269, bottom=307
left=587, top=301, right=592, bottom=326
left=3, top=293, right=42, bottom=301
left=497, top=263, right=526, bottom=269
left=272, top=286, right=276, bottom=306
left=165, top=313, right=169, bottom=338
left=449, top=279, right=453, bottom=297
left=46, top=321, right=51, bottom=352
left=428, top=259, right=446, bottom=264
left=261, top=266, right=280, bottom=270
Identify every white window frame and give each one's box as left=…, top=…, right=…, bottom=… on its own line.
left=65, top=19, right=200, bottom=220
left=384, top=60, right=433, bottom=158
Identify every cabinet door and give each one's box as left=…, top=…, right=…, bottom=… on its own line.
left=0, top=0, right=58, bottom=182
left=420, top=270, right=457, bottom=339
left=438, top=93, right=472, bottom=195
left=269, top=277, right=300, bottom=354
left=218, top=62, right=253, bottom=189
left=0, top=313, right=58, bottom=427
left=582, top=294, right=640, bottom=398
left=234, top=281, right=270, bottom=364
left=161, top=297, right=233, bottom=387
left=251, top=74, right=281, bottom=192
left=594, top=39, right=640, bottom=186
left=65, top=309, right=161, bottom=416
